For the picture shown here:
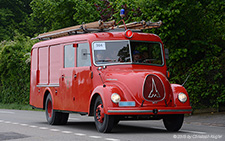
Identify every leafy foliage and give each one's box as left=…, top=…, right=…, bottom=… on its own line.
left=30, top=0, right=100, bottom=33
left=94, top=0, right=142, bottom=22
left=0, top=33, right=36, bottom=104
left=0, top=0, right=33, bottom=40
left=0, top=0, right=224, bottom=109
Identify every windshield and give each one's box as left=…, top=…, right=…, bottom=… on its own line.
left=92, top=40, right=163, bottom=66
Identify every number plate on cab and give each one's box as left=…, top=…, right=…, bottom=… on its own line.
left=119, top=101, right=135, bottom=107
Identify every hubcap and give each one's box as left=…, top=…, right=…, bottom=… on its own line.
left=47, top=100, right=52, bottom=118
left=96, top=104, right=104, bottom=123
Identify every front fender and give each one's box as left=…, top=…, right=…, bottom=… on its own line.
left=89, top=84, right=124, bottom=115
left=171, top=84, right=191, bottom=107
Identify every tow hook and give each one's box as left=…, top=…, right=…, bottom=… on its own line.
left=153, top=109, right=158, bottom=115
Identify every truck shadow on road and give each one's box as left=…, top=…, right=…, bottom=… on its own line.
left=66, top=121, right=96, bottom=131
left=65, top=121, right=169, bottom=134
left=112, top=124, right=168, bottom=134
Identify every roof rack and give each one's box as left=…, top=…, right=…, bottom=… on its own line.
left=32, top=20, right=162, bottom=40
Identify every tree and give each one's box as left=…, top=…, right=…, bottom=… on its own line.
left=30, top=0, right=100, bottom=33
left=139, top=0, right=225, bottom=109
left=0, top=0, right=33, bottom=41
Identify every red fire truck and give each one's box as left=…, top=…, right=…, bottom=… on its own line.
left=30, top=19, right=192, bottom=133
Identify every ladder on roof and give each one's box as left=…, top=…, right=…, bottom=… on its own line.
left=32, top=20, right=162, bottom=40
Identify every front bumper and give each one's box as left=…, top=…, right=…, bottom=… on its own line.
left=107, top=106, right=192, bottom=115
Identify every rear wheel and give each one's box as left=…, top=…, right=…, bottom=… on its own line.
left=94, top=96, right=114, bottom=133
left=45, top=94, right=69, bottom=125
left=163, top=114, right=184, bottom=132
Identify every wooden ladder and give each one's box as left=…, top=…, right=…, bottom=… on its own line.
left=32, top=20, right=162, bottom=40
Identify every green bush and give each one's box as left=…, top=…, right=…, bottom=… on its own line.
left=0, top=33, right=36, bottom=104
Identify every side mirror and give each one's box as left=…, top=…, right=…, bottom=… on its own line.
left=165, top=48, right=169, bottom=60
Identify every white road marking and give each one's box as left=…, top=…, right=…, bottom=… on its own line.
left=143, top=125, right=207, bottom=135
left=105, top=138, right=120, bottom=141
left=0, top=111, right=15, bottom=114
left=0, top=117, right=210, bottom=141
left=0, top=118, right=115, bottom=141
left=74, top=133, right=86, bottom=136
left=50, top=129, right=60, bottom=132
left=138, top=125, right=207, bottom=135
left=62, top=131, right=72, bottom=134
left=5, top=121, right=11, bottom=124
left=29, top=125, right=37, bottom=128
left=181, top=130, right=206, bottom=134
left=89, top=136, right=102, bottom=139
left=0, top=118, right=123, bottom=141
left=39, top=127, right=48, bottom=130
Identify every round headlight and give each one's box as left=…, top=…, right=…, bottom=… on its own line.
left=178, top=93, right=187, bottom=103
left=111, top=93, right=121, bottom=103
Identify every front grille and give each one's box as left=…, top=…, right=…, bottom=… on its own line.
left=143, top=74, right=165, bottom=102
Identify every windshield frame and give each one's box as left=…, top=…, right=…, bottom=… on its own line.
left=92, top=40, right=164, bottom=67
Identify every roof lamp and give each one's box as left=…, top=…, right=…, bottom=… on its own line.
left=125, top=29, right=133, bottom=38
left=120, top=9, right=125, bottom=18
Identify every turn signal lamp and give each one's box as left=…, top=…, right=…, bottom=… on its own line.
left=125, top=30, right=133, bottom=38
left=166, top=71, right=170, bottom=78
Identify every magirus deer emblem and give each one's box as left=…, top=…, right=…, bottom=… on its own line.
left=148, top=78, right=161, bottom=98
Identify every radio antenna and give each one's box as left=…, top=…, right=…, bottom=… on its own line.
left=98, top=67, right=106, bottom=87
left=99, top=73, right=106, bottom=87
left=182, top=73, right=191, bottom=86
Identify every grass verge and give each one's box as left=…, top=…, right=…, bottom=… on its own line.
left=0, top=103, right=41, bottom=111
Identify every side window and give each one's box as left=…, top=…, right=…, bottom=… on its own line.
left=64, top=44, right=75, bottom=68
left=77, top=43, right=91, bottom=67
left=39, top=47, right=48, bottom=84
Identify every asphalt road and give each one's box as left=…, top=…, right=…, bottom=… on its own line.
left=0, top=109, right=224, bottom=141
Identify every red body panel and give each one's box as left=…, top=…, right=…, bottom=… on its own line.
left=30, top=31, right=192, bottom=116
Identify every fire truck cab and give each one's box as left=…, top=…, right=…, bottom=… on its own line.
left=30, top=20, right=192, bottom=133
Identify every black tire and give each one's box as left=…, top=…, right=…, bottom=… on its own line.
left=163, top=114, right=184, bottom=132
left=45, top=94, right=69, bottom=125
left=94, top=96, right=114, bottom=133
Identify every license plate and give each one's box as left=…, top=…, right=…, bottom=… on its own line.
left=119, top=101, right=135, bottom=107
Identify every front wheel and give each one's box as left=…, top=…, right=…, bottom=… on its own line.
left=163, top=114, right=184, bottom=132
left=94, top=96, right=114, bottom=133
left=45, top=94, right=69, bottom=125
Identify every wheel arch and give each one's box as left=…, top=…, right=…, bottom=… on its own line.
left=171, top=84, right=191, bottom=107
left=43, top=89, right=53, bottom=110
left=89, top=93, right=101, bottom=116
left=88, top=84, right=125, bottom=116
